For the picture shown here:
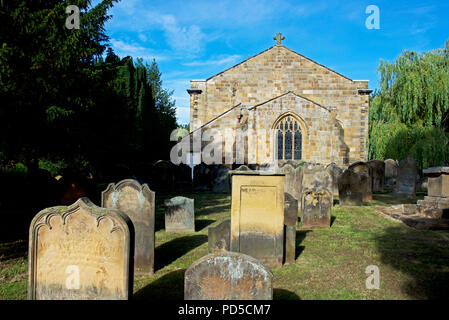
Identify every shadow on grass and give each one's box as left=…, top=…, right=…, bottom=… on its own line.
left=134, top=269, right=185, bottom=300
left=295, top=230, right=310, bottom=260
left=375, top=226, right=449, bottom=299
left=273, top=288, right=301, bottom=300
left=155, top=235, right=207, bottom=272
left=0, top=239, right=27, bottom=262
left=195, top=219, right=215, bottom=231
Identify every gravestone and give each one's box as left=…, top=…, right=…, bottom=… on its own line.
left=300, top=189, right=332, bottom=229
left=302, top=164, right=333, bottom=194
left=27, top=198, right=134, bottom=300
left=193, top=163, right=213, bottom=191
left=417, top=167, right=449, bottom=213
left=367, top=160, right=385, bottom=192
left=394, top=156, right=418, bottom=197
left=164, top=196, right=195, bottom=233
left=184, top=251, right=273, bottom=300
left=208, top=220, right=231, bottom=253
left=284, top=193, right=298, bottom=264
left=212, top=165, right=230, bottom=193
left=174, top=163, right=193, bottom=191
left=326, top=163, right=343, bottom=197
left=230, top=173, right=285, bottom=268
left=348, top=161, right=372, bottom=202
left=384, top=159, right=399, bottom=188
left=101, top=179, right=155, bottom=276
left=278, top=163, right=303, bottom=201
left=338, top=169, right=364, bottom=206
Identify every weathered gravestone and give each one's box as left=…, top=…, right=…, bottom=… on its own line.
left=394, top=156, right=418, bottom=197
left=151, top=160, right=176, bottom=191
left=384, top=159, right=399, bottom=188
left=230, top=172, right=285, bottom=268
left=193, top=163, right=213, bottom=191
left=326, top=163, right=343, bottom=197
left=174, top=164, right=193, bottom=191
left=278, top=163, right=303, bottom=201
left=212, top=165, right=230, bottom=193
left=348, top=161, right=372, bottom=202
left=300, top=164, right=333, bottom=229
left=284, top=193, right=298, bottom=264
left=164, top=196, right=195, bottom=233
left=101, top=179, right=155, bottom=276
left=184, top=251, right=273, bottom=300
left=27, top=198, right=134, bottom=300
left=338, top=169, right=364, bottom=206
left=208, top=220, right=231, bottom=253
left=417, top=167, right=449, bottom=213
left=367, top=160, right=385, bottom=192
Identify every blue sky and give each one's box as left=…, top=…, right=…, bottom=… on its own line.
left=97, top=0, right=449, bottom=125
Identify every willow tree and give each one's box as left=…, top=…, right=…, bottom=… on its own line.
left=369, top=40, right=449, bottom=168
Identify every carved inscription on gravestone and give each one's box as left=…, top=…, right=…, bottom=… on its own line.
left=164, top=196, right=195, bottom=233
left=28, top=198, right=134, bottom=300
left=184, top=251, right=273, bottom=300
left=102, top=179, right=155, bottom=276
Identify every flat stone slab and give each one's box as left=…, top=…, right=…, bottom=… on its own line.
left=164, top=197, right=195, bottom=233
left=102, top=179, right=155, bottom=276
left=184, top=251, right=273, bottom=300
left=28, top=198, right=134, bottom=300
left=423, top=167, right=449, bottom=175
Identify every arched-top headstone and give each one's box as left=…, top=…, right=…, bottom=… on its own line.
left=164, top=196, right=195, bottom=233
left=348, top=161, right=372, bottom=202
left=302, top=164, right=332, bottom=193
left=326, top=163, right=343, bottom=197
left=28, top=198, right=134, bottom=300
left=184, top=251, right=273, bottom=300
left=102, top=179, right=155, bottom=276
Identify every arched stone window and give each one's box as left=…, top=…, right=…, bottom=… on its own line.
left=275, top=115, right=302, bottom=160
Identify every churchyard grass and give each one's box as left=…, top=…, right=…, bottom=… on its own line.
left=1, top=192, right=448, bottom=300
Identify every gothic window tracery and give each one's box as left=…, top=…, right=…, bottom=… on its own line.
left=275, top=115, right=302, bottom=160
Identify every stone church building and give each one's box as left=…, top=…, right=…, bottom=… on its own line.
left=186, top=34, right=372, bottom=167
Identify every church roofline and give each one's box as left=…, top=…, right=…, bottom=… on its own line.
left=202, top=44, right=355, bottom=83
left=248, top=91, right=331, bottom=112
left=188, top=103, right=242, bottom=135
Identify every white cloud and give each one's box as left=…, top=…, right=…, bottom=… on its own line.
left=109, top=39, right=170, bottom=61
left=182, top=54, right=242, bottom=67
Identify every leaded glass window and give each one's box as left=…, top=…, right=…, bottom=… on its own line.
left=275, top=115, right=302, bottom=160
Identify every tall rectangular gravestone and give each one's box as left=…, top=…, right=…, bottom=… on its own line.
left=102, top=179, right=155, bottom=276
left=300, top=164, right=333, bottom=229
left=230, top=173, right=285, bottom=268
left=164, top=196, right=195, bottom=233
left=184, top=251, right=273, bottom=300
left=348, top=161, right=372, bottom=202
left=394, top=156, right=418, bottom=198
left=28, top=198, right=134, bottom=300
left=208, top=220, right=231, bottom=253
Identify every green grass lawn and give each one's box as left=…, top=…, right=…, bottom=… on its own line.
left=1, top=192, right=448, bottom=300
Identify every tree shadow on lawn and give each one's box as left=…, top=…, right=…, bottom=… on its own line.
left=375, top=226, right=449, bottom=299
left=295, top=230, right=310, bottom=260
left=154, top=235, right=208, bottom=272
left=134, top=269, right=185, bottom=300
left=273, top=288, right=301, bottom=300
left=0, top=239, right=27, bottom=262
left=195, top=219, right=215, bottom=231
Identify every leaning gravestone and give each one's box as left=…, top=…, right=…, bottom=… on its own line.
left=326, top=163, right=343, bottom=197
left=394, top=156, right=418, bottom=197
left=208, top=220, right=231, bottom=253
left=367, top=160, right=385, bottom=192
left=300, top=164, right=333, bottom=229
left=164, top=196, right=195, bottom=233
left=338, top=169, right=364, bottom=206
left=27, top=198, right=134, bottom=300
left=184, top=251, right=273, bottom=300
left=102, top=179, right=155, bottom=276
left=348, top=161, right=372, bottom=202
left=384, top=159, right=399, bottom=188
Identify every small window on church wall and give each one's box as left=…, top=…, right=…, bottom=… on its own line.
left=275, top=115, right=302, bottom=161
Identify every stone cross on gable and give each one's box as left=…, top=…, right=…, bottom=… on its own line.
left=273, top=33, right=285, bottom=46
